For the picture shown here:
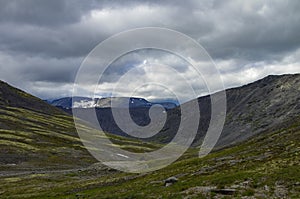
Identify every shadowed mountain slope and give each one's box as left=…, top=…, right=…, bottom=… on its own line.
left=0, top=80, right=94, bottom=171
left=158, top=74, right=300, bottom=148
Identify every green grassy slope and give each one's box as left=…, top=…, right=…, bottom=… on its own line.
left=1, top=117, right=299, bottom=198
left=0, top=80, right=93, bottom=170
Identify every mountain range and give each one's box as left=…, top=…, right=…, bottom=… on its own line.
left=48, top=96, right=178, bottom=109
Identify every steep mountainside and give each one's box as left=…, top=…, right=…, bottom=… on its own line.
left=0, top=81, right=63, bottom=115
left=215, top=73, right=300, bottom=147
left=159, top=74, right=300, bottom=148
left=149, top=74, right=300, bottom=147
left=0, top=80, right=93, bottom=171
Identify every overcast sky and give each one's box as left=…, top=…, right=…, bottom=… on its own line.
left=0, top=0, right=299, bottom=101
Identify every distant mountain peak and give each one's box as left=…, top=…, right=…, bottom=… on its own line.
left=48, top=96, right=177, bottom=109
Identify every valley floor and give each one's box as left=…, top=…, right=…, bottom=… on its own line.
left=0, top=120, right=299, bottom=199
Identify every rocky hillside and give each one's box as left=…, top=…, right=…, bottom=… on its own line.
left=215, top=73, right=300, bottom=147
left=150, top=73, right=300, bottom=147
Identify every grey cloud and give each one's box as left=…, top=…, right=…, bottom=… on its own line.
left=199, top=0, right=300, bottom=62
left=0, top=23, right=103, bottom=59
left=0, top=0, right=299, bottom=100
left=0, top=53, right=81, bottom=85
left=2, top=0, right=299, bottom=62
left=0, top=0, right=100, bottom=26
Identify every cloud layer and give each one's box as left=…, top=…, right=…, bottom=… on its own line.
left=0, top=0, right=299, bottom=100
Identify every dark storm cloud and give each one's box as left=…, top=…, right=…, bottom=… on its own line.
left=0, top=0, right=109, bottom=58
left=1, top=0, right=299, bottom=62
left=0, top=0, right=299, bottom=99
left=0, top=0, right=100, bottom=26
left=0, top=23, right=99, bottom=58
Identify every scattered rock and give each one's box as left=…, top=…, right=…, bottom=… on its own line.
left=215, top=156, right=234, bottom=161
left=264, top=185, right=270, bottom=192
left=231, top=184, right=241, bottom=189
left=192, top=164, right=224, bottom=175
left=6, top=163, right=16, bottom=166
left=210, top=188, right=236, bottom=195
left=75, top=193, right=85, bottom=199
left=241, top=196, right=256, bottom=199
left=149, top=180, right=162, bottom=184
left=228, top=159, right=243, bottom=166
left=241, top=180, right=251, bottom=187
left=274, top=184, right=288, bottom=198
left=164, top=176, right=178, bottom=187
left=182, top=186, right=216, bottom=194
left=254, top=193, right=268, bottom=198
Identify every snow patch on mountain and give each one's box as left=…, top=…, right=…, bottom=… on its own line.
left=73, top=99, right=97, bottom=108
